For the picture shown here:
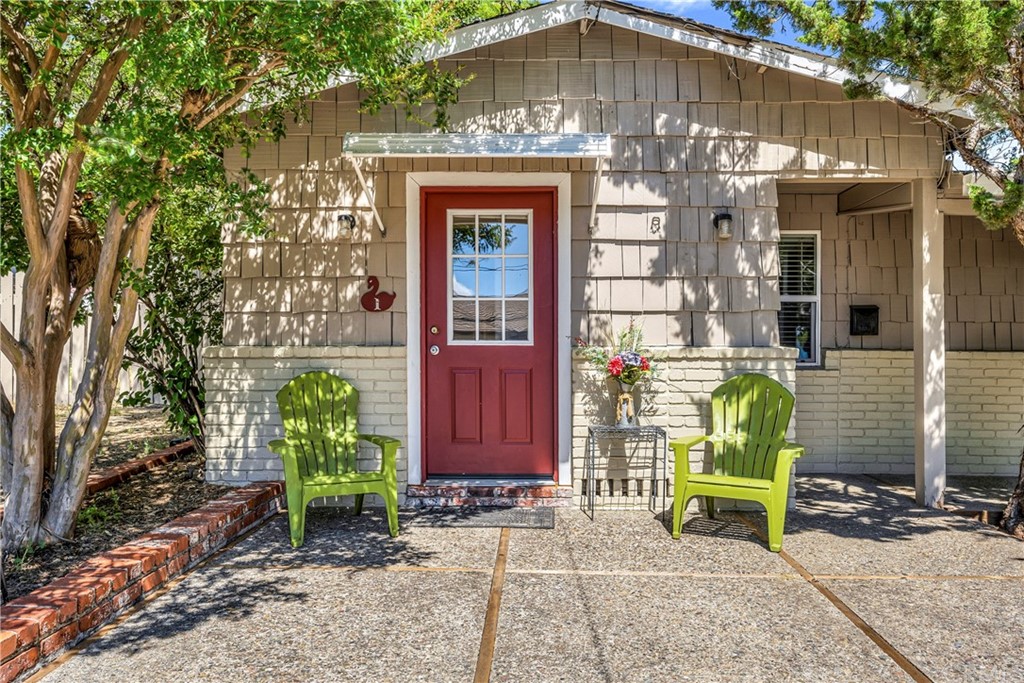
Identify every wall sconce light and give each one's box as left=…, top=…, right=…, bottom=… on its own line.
left=337, top=213, right=356, bottom=231
left=713, top=212, right=734, bottom=240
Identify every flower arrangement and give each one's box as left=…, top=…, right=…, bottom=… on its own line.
left=575, top=319, right=654, bottom=387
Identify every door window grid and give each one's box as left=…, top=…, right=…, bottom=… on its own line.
left=778, top=232, right=820, bottom=365
left=447, top=210, right=533, bottom=344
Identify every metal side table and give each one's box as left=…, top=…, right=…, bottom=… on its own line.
left=584, top=424, right=667, bottom=519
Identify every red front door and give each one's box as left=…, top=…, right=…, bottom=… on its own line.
left=422, top=188, right=557, bottom=478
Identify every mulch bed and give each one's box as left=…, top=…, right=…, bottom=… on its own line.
left=55, top=406, right=179, bottom=471
left=3, top=424, right=230, bottom=602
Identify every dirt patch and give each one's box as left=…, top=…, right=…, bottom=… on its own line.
left=55, top=405, right=180, bottom=470
left=4, top=410, right=231, bottom=601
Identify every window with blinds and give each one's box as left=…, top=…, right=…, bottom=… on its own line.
left=778, top=234, right=820, bottom=365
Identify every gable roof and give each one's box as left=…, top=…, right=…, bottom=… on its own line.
left=410, top=0, right=967, bottom=118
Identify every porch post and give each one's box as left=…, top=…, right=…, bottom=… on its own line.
left=911, top=178, right=946, bottom=508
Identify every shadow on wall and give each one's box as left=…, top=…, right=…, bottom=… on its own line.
left=559, top=139, right=780, bottom=352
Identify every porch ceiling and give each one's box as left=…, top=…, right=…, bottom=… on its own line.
left=777, top=181, right=859, bottom=195
left=779, top=180, right=975, bottom=217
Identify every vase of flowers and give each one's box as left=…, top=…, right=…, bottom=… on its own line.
left=575, top=319, right=654, bottom=427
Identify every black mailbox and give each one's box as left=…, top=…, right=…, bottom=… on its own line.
left=849, top=305, right=880, bottom=336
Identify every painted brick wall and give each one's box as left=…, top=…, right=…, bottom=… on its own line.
left=779, top=193, right=1024, bottom=350
left=573, top=346, right=798, bottom=507
left=204, top=347, right=408, bottom=494
left=220, top=24, right=945, bottom=350
left=795, top=350, right=1024, bottom=476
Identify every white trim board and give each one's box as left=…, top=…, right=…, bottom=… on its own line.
left=592, top=3, right=964, bottom=116
left=342, top=133, right=612, bottom=158
left=405, top=172, right=573, bottom=487
left=322, top=0, right=968, bottom=119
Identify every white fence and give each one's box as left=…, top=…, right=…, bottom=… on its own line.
left=0, top=271, right=153, bottom=405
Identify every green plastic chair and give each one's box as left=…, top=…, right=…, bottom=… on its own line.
left=269, top=371, right=400, bottom=547
left=670, top=373, right=804, bottom=552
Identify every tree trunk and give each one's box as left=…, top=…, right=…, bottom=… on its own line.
left=0, top=385, right=9, bottom=599
left=41, top=249, right=74, bottom=482
left=42, top=202, right=159, bottom=541
left=1002, top=445, right=1024, bottom=540
left=1011, top=213, right=1024, bottom=254
left=1, top=262, right=59, bottom=551
left=1, top=384, right=13, bottom=495
left=1, top=195, right=157, bottom=550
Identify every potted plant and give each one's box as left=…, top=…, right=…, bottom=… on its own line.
left=575, top=319, right=655, bottom=427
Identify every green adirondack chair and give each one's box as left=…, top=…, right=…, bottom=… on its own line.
left=269, top=371, right=400, bottom=547
left=670, top=373, right=804, bottom=552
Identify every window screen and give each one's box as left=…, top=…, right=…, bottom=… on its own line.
left=778, top=234, right=819, bottom=364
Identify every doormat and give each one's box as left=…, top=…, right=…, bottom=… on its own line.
left=412, top=507, right=555, bottom=529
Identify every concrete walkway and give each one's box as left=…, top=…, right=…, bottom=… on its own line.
left=37, top=476, right=1023, bottom=683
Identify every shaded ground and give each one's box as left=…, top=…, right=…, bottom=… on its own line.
left=56, top=406, right=179, bottom=471
left=3, top=409, right=228, bottom=601
left=868, top=473, right=1017, bottom=512
left=39, top=476, right=1024, bottom=683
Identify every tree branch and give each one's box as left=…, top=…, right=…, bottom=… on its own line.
left=47, top=47, right=96, bottom=126
left=92, top=202, right=128, bottom=315
left=195, top=58, right=284, bottom=130
left=0, top=68, right=26, bottom=126
left=115, top=200, right=144, bottom=262
left=0, top=15, right=39, bottom=74
left=13, top=165, right=47, bottom=260
left=1, top=322, right=28, bottom=372
left=1010, top=34, right=1024, bottom=96
left=66, top=285, right=88, bottom=331
left=892, top=98, right=1007, bottom=188
left=44, top=152, right=86, bottom=255
left=954, top=120, right=1012, bottom=187
left=974, top=73, right=1024, bottom=141
left=74, top=16, right=145, bottom=134
left=22, top=39, right=61, bottom=122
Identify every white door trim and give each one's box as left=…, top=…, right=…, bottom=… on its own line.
left=405, top=172, right=572, bottom=486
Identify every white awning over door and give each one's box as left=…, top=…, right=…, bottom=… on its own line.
left=343, top=132, right=611, bottom=158
left=342, top=133, right=611, bottom=236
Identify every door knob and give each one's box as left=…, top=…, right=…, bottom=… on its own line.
left=429, top=345, right=440, bottom=356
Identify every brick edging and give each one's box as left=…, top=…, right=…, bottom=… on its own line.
left=85, top=440, right=195, bottom=495
left=0, top=441, right=196, bottom=524
left=0, top=482, right=285, bottom=683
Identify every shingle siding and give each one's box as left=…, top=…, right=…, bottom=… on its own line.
left=779, top=194, right=1024, bottom=351
left=207, top=20, right=1022, bottom=488
left=221, top=38, right=944, bottom=348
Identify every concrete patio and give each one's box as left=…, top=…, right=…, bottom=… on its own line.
left=36, top=476, right=1024, bottom=683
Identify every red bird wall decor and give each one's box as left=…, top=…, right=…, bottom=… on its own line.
left=360, top=276, right=396, bottom=312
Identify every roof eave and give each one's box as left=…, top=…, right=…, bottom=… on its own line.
left=322, top=0, right=970, bottom=120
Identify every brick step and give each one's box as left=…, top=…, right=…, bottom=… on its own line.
left=405, top=484, right=573, bottom=508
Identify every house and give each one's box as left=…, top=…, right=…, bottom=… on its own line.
left=204, top=0, right=1024, bottom=510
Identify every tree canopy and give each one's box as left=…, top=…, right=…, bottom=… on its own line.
left=0, top=0, right=529, bottom=551
left=718, top=0, right=1024, bottom=247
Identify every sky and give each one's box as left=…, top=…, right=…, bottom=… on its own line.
left=602, top=0, right=808, bottom=50
left=625, top=0, right=735, bottom=28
